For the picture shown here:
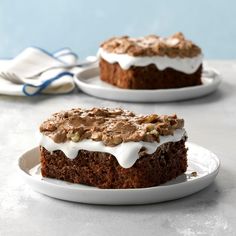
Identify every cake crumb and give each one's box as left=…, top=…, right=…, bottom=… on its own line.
left=191, top=171, right=197, bottom=177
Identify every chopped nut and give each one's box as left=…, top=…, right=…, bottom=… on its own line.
left=149, top=129, right=159, bottom=136
left=157, top=122, right=168, bottom=128
left=146, top=124, right=155, bottom=132
left=112, top=136, right=123, bottom=145
left=66, top=130, right=73, bottom=138
left=170, top=119, right=177, bottom=127
left=91, top=132, right=102, bottom=141
left=144, top=134, right=157, bottom=142
left=40, top=121, right=57, bottom=132
left=70, top=132, right=80, bottom=142
left=144, top=114, right=159, bottom=123
left=52, top=131, right=66, bottom=143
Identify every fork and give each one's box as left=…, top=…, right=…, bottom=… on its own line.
left=0, top=59, right=97, bottom=84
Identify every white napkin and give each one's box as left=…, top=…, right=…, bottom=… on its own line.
left=0, top=47, right=78, bottom=96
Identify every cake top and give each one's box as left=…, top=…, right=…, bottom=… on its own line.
left=40, top=108, right=184, bottom=146
left=100, top=32, right=201, bottom=58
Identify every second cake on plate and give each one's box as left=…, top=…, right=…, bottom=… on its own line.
left=98, top=32, right=203, bottom=89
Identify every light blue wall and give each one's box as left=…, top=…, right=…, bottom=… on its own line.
left=0, top=0, right=235, bottom=59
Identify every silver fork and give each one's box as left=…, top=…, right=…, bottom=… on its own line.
left=0, top=59, right=97, bottom=84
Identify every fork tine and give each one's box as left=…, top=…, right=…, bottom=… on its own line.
left=7, top=72, right=21, bottom=84
left=0, top=72, right=5, bottom=78
left=0, top=72, right=23, bottom=84
left=4, top=72, right=16, bottom=83
left=1, top=72, right=11, bottom=80
left=11, top=72, right=23, bottom=84
left=0, top=72, right=7, bottom=78
left=4, top=72, right=12, bottom=80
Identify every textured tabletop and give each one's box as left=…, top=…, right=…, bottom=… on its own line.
left=0, top=61, right=236, bottom=236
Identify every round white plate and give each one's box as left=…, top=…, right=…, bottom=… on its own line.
left=18, top=142, right=220, bottom=205
left=74, top=67, right=222, bottom=102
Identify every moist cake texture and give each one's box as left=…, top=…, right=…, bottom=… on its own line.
left=39, top=108, right=188, bottom=189
left=98, top=32, right=203, bottom=89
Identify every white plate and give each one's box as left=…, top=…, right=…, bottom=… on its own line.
left=74, top=67, right=222, bottom=102
left=18, top=142, right=220, bottom=205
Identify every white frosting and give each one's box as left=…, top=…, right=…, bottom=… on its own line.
left=39, top=129, right=186, bottom=168
left=98, top=47, right=203, bottom=74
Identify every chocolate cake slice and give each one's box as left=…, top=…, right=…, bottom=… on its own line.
left=39, top=108, right=188, bottom=189
left=98, top=32, right=203, bottom=89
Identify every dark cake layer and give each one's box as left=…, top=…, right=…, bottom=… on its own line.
left=99, top=58, right=202, bottom=89
left=40, top=139, right=187, bottom=189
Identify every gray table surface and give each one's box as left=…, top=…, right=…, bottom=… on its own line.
left=0, top=61, right=235, bottom=236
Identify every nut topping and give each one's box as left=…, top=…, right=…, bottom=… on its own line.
left=40, top=108, right=184, bottom=146
left=100, top=32, right=201, bottom=58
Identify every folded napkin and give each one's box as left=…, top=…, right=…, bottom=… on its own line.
left=0, top=47, right=79, bottom=96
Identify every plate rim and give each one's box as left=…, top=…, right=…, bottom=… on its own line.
left=74, top=66, right=222, bottom=102
left=18, top=142, right=220, bottom=193
left=75, top=67, right=221, bottom=93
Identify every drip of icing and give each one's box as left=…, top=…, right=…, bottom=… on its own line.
left=97, top=48, right=203, bottom=74
left=39, top=129, right=186, bottom=168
